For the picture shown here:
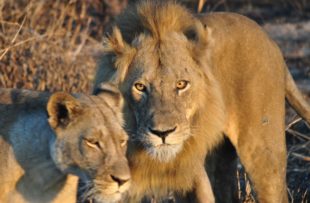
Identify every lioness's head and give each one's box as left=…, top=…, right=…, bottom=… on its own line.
left=98, top=1, right=224, bottom=162
left=47, top=83, right=130, bottom=203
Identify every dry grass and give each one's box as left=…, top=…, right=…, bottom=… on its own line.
left=0, top=0, right=309, bottom=202
left=285, top=117, right=310, bottom=203
left=0, top=0, right=115, bottom=93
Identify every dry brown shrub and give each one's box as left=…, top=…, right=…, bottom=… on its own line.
left=0, top=0, right=128, bottom=93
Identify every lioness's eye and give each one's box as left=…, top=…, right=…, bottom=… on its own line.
left=84, top=138, right=101, bottom=150
left=134, top=82, right=146, bottom=92
left=176, top=80, right=189, bottom=90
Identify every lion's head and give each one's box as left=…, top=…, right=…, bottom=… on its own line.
left=47, top=83, right=130, bottom=203
left=96, top=1, right=225, bottom=163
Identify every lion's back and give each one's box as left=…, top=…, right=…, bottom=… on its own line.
left=200, top=12, right=286, bottom=111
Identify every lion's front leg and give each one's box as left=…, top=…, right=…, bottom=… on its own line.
left=236, top=128, right=288, bottom=203
left=229, top=110, right=289, bottom=203
left=193, top=167, right=215, bottom=203
left=169, top=168, right=214, bottom=203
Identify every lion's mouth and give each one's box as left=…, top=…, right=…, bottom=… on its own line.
left=155, top=143, right=173, bottom=147
left=145, top=142, right=184, bottom=162
left=150, top=137, right=185, bottom=149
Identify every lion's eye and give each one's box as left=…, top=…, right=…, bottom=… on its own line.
left=176, top=80, right=189, bottom=90
left=134, top=82, right=146, bottom=92
left=84, top=138, right=101, bottom=150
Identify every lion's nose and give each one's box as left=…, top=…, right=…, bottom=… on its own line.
left=110, top=175, right=130, bottom=187
left=149, top=126, right=177, bottom=143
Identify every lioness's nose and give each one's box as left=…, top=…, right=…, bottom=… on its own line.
left=149, top=126, right=177, bottom=141
left=110, top=175, right=130, bottom=187
left=110, top=158, right=131, bottom=187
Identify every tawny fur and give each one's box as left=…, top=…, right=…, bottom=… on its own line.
left=94, top=1, right=310, bottom=203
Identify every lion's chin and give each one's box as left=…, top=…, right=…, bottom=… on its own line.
left=92, top=192, right=122, bottom=203
left=146, top=143, right=183, bottom=162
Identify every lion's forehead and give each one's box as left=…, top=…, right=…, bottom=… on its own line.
left=132, top=36, right=198, bottom=81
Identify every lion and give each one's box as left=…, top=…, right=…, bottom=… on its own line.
left=94, top=1, right=310, bottom=202
left=0, top=83, right=130, bottom=203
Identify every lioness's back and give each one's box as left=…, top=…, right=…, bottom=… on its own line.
left=0, top=89, right=74, bottom=203
left=0, top=88, right=50, bottom=134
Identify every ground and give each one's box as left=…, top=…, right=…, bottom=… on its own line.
left=0, top=0, right=309, bottom=202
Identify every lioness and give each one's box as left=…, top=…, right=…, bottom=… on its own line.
left=0, top=84, right=130, bottom=203
left=94, top=1, right=310, bottom=202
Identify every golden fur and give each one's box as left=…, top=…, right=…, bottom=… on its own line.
left=0, top=85, right=130, bottom=203
left=94, top=1, right=310, bottom=202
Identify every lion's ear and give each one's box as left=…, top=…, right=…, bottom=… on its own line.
left=104, top=26, right=126, bottom=55
left=184, top=20, right=211, bottom=48
left=47, top=92, right=83, bottom=129
left=93, top=82, right=124, bottom=110
left=103, top=26, right=136, bottom=83
left=184, top=20, right=213, bottom=60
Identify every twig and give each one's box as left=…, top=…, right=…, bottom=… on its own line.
left=287, top=168, right=308, bottom=173
left=0, top=36, right=40, bottom=60
left=11, top=16, right=26, bottom=43
left=287, top=188, right=294, bottom=203
left=291, top=152, right=310, bottom=161
left=0, top=20, right=21, bottom=26
left=0, top=16, right=26, bottom=60
left=286, top=117, right=302, bottom=131
left=210, top=0, right=225, bottom=12
left=237, top=170, right=242, bottom=200
left=198, top=0, right=206, bottom=13
left=286, top=129, right=310, bottom=141
left=72, top=18, right=91, bottom=59
left=302, top=190, right=308, bottom=202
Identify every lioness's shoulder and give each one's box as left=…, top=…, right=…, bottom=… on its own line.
left=0, top=88, right=51, bottom=132
left=0, top=88, right=50, bottom=108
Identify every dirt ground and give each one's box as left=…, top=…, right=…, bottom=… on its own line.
left=0, top=0, right=309, bottom=202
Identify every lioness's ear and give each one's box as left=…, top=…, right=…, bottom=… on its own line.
left=47, top=92, right=83, bottom=129
left=103, top=26, right=136, bottom=83
left=93, top=82, right=124, bottom=110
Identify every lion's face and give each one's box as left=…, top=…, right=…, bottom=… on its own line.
left=47, top=84, right=130, bottom=203
left=98, top=2, right=216, bottom=163
left=121, top=33, right=209, bottom=162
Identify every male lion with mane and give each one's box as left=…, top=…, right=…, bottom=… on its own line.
left=0, top=84, right=130, bottom=203
left=94, top=1, right=310, bottom=202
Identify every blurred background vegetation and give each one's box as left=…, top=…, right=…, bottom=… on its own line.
left=0, top=0, right=309, bottom=202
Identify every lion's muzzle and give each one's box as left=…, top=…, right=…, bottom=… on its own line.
left=148, top=126, right=177, bottom=143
